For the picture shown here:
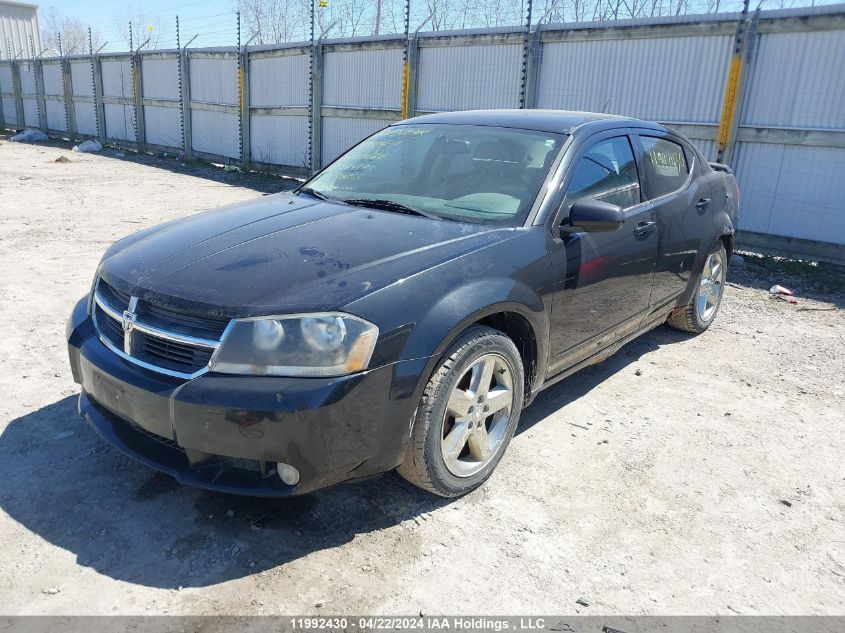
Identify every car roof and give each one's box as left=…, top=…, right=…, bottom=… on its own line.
left=394, top=109, right=666, bottom=135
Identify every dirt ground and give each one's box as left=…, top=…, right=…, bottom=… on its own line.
left=0, top=136, right=843, bottom=617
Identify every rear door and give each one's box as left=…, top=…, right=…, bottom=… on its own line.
left=633, top=132, right=713, bottom=307
left=546, top=130, right=658, bottom=375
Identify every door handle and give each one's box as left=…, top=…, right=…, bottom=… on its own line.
left=696, top=198, right=711, bottom=211
left=633, top=220, right=656, bottom=236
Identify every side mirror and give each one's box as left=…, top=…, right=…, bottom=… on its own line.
left=562, top=199, right=625, bottom=234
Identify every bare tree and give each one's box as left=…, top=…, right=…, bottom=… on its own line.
left=238, top=0, right=312, bottom=44
left=235, top=0, right=743, bottom=45
left=112, top=6, right=166, bottom=50
left=40, top=8, right=103, bottom=55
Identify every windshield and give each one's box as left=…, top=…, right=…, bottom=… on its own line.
left=301, top=123, right=566, bottom=225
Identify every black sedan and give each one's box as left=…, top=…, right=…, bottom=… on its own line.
left=66, top=109, right=739, bottom=497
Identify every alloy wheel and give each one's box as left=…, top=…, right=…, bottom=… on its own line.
left=440, top=353, right=514, bottom=477
left=697, top=249, right=726, bottom=322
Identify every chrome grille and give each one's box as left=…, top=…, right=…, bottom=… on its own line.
left=92, top=278, right=231, bottom=379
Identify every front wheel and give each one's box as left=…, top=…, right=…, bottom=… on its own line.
left=396, top=326, right=524, bottom=497
left=667, top=241, right=728, bottom=333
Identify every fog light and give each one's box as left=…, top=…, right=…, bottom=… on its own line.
left=277, top=463, right=300, bottom=486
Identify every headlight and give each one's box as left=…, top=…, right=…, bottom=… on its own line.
left=210, top=313, right=379, bottom=377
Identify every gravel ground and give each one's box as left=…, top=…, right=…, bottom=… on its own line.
left=1, top=137, right=843, bottom=616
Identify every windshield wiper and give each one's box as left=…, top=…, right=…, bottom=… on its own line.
left=342, top=198, right=441, bottom=219
left=297, top=186, right=331, bottom=201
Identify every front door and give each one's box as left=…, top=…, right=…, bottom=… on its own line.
left=546, top=132, right=658, bottom=375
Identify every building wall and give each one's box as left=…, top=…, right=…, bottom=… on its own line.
left=0, top=1, right=41, bottom=60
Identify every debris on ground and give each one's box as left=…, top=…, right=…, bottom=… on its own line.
left=770, top=285, right=798, bottom=304
left=10, top=129, right=49, bottom=142
left=576, top=597, right=590, bottom=607
left=222, top=164, right=243, bottom=172
left=72, top=140, right=103, bottom=153
left=54, top=156, right=71, bottom=163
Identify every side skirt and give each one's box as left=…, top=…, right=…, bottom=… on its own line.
left=535, top=303, right=673, bottom=396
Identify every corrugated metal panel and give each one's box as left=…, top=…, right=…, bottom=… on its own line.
left=250, top=54, right=308, bottom=107
left=250, top=115, right=308, bottom=166
left=733, top=141, right=845, bottom=244
left=101, top=59, right=132, bottom=98
left=70, top=61, right=94, bottom=97
left=742, top=30, right=845, bottom=129
left=537, top=35, right=732, bottom=123
left=0, top=64, right=12, bottom=92
left=143, top=105, right=181, bottom=148
left=142, top=58, right=179, bottom=100
left=191, top=109, right=239, bottom=158
left=417, top=44, right=521, bottom=112
left=45, top=100, right=66, bottom=131
left=321, top=117, right=391, bottom=166
left=189, top=58, right=237, bottom=105
left=22, top=97, right=37, bottom=126
left=323, top=49, right=402, bottom=109
left=693, top=139, right=716, bottom=160
left=2, top=96, right=17, bottom=125
left=18, top=62, right=35, bottom=93
left=0, top=3, right=41, bottom=61
left=42, top=62, right=63, bottom=96
left=74, top=101, right=96, bottom=135
left=104, top=103, right=134, bottom=141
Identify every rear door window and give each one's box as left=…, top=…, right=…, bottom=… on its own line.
left=640, top=136, right=690, bottom=199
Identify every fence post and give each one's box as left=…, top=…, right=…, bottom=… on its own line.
left=34, top=59, right=47, bottom=131
left=310, top=43, right=324, bottom=174
left=11, top=61, right=24, bottom=129
left=403, top=35, right=420, bottom=119
left=518, top=0, right=534, bottom=109
left=92, top=54, right=106, bottom=144
left=61, top=58, right=77, bottom=141
left=715, top=0, right=757, bottom=165
left=179, top=48, right=193, bottom=158
left=132, top=52, right=146, bottom=153
left=522, top=26, right=543, bottom=110
left=239, top=47, right=251, bottom=168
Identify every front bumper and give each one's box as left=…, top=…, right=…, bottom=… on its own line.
left=66, top=297, right=427, bottom=496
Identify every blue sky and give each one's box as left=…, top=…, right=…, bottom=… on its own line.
left=43, top=0, right=239, bottom=50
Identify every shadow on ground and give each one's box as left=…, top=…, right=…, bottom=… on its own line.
left=0, top=325, right=688, bottom=589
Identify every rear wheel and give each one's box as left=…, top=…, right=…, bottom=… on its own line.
left=667, top=241, right=727, bottom=333
left=396, top=326, right=524, bottom=497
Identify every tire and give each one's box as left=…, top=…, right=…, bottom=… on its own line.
left=396, top=325, right=524, bottom=497
left=667, top=241, right=728, bottom=333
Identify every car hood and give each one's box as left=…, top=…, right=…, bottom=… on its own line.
left=99, top=192, right=511, bottom=317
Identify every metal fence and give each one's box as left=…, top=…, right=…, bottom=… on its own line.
left=1, top=5, right=844, bottom=263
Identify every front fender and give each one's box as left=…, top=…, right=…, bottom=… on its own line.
left=404, top=278, right=547, bottom=360
left=346, top=227, right=553, bottom=403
